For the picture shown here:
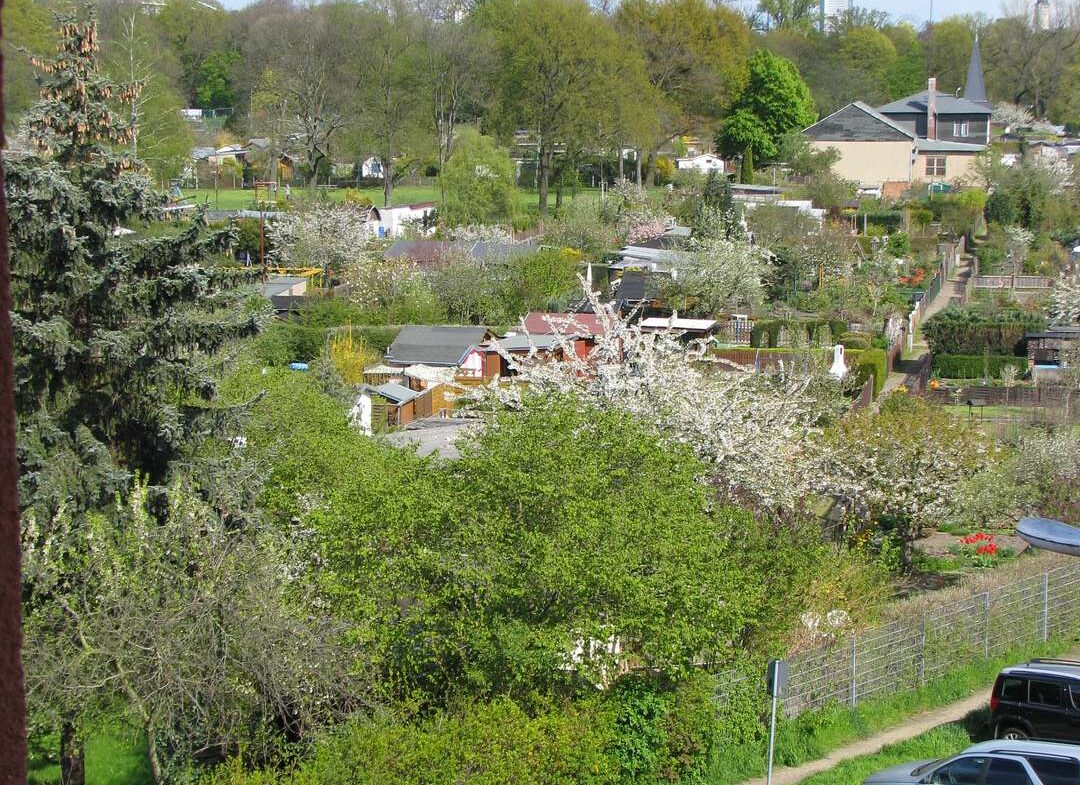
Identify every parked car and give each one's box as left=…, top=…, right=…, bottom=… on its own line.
left=990, top=659, right=1080, bottom=742
left=963, top=740, right=1080, bottom=785
left=862, top=752, right=1046, bottom=784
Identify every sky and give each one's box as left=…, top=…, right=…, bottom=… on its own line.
left=213, top=0, right=1023, bottom=28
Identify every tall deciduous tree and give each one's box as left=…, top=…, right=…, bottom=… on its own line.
left=105, top=10, right=194, bottom=185
left=350, top=1, right=430, bottom=206
left=440, top=128, right=520, bottom=226
left=615, top=0, right=749, bottom=183
left=9, top=15, right=261, bottom=781
left=481, top=0, right=627, bottom=215
left=719, top=49, right=816, bottom=166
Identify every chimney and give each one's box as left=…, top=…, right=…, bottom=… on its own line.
left=927, top=77, right=937, bottom=140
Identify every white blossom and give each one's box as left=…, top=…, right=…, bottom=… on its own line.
left=478, top=284, right=845, bottom=515
left=1049, top=270, right=1080, bottom=326
left=266, top=204, right=376, bottom=271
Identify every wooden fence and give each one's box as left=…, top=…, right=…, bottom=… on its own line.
left=973, top=274, right=1052, bottom=290
left=923, top=384, right=1074, bottom=407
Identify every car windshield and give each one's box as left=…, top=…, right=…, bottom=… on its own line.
left=911, top=759, right=947, bottom=777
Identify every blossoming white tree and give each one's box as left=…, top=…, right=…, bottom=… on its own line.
left=483, top=286, right=846, bottom=516
left=675, top=238, right=776, bottom=313
left=266, top=203, right=375, bottom=273
left=1049, top=270, right=1080, bottom=325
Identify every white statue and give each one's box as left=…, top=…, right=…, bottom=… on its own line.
left=829, top=344, right=848, bottom=379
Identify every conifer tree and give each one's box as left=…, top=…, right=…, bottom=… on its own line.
left=8, top=14, right=260, bottom=783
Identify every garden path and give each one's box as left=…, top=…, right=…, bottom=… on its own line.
left=878, top=253, right=973, bottom=399
left=740, top=690, right=990, bottom=785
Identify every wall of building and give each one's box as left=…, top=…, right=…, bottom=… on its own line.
left=916, top=152, right=979, bottom=184
left=810, top=140, right=913, bottom=186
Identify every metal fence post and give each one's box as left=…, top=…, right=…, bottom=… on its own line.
left=918, top=618, right=927, bottom=686
left=1043, top=572, right=1050, bottom=642
left=850, top=636, right=858, bottom=707
left=984, top=592, right=991, bottom=658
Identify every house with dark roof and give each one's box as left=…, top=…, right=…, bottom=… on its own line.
left=805, top=95, right=986, bottom=190
left=383, top=325, right=492, bottom=368
left=804, top=43, right=992, bottom=192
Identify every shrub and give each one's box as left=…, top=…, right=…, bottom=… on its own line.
left=209, top=700, right=618, bottom=785
left=922, top=305, right=1045, bottom=356
left=932, top=354, right=1029, bottom=379
left=839, top=332, right=872, bottom=350
left=847, top=348, right=887, bottom=396
left=253, top=322, right=327, bottom=365
left=861, top=211, right=904, bottom=233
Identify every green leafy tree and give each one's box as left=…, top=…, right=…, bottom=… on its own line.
left=481, top=0, right=628, bottom=215
left=837, top=26, right=898, bottom=103
left=757, top=0, right=819, bottom=30
left=440, top=128, right=520, bottom=226
left=9, top=15, right=261, bottom=781
left=195, top=49, right=240, bottom=109
left=923, top=17, right=975, bottom=94
left=719, top=50, right=816, bottom=166
left=719, top=109, right=775, bottom=166
left=614, top=0, right=750, bottom=183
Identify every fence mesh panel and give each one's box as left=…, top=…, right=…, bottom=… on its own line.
left=715, top=564, right=1080, bottom=718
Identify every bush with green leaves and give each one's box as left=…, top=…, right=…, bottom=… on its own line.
left=932, top=354, right=1029, bottom=380
left=923, top=305, right=1045, bottom=356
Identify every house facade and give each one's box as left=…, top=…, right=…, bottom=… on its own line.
left=804, top=97, right=985, bottom=190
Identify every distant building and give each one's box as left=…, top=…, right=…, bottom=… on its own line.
left=819, top=0, right=851, bottom=30
left=675, top=154, right=726, bottom=175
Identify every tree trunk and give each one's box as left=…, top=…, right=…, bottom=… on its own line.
left=146, top=725, right=163, bottom=785
left=634, top=150, right=642, bottom=186
left=618, top=144, right=624, bottom=180
left=538, top=144, right=552, bottom=217
left=382, top=156, right=395, bottom=206
left=60, top=721, right=85, bottom=785
left=644, top=148, right=658, bottom=187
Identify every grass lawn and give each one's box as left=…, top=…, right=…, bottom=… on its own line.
left=797, top=723, right=974, bottom=785
left=29, top=721, right=151, bottom=785
left=182, top=185, right=606, bottom=213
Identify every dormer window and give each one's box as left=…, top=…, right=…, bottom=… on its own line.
left=953, top=122, right=969, bottom=138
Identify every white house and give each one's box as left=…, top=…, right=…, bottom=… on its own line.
left=676, top=154, right=726, bottom=174
left=369, top=202, right=438, bottom=238
left=360, top=156, right=384, bottom=179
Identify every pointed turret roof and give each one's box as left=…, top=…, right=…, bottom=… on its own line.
left=963, top=35, right=989, bottom=105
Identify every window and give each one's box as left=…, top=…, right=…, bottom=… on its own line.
left=929, top=756, right=985, bottom=784
left=1030, top=679, right=1064, bottom=707
left=1027, top=756, right=1079, bottom=785
left=1000, top=677, right=1027, bottom=702
left=953, top=121, right=970, bottom=137
left=986, top=758, right=1033, bottom=785
left=926, top=156, right=946, bottom=176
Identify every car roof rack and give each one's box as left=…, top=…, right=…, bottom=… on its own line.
left=1027, top=658, right=1080, bottom=667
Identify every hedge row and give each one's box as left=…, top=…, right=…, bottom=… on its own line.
left=922, top=305, right=1045, bottom=356
left=847, top=348, right=888, bottom=396
left=254, top=323, right=402, bottom=366
left=750, top=319, right=848, bottom=349
left=932, top=354, right=1029, bottom=380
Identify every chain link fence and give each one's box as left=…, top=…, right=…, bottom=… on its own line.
left=716, top=564, right=1080, bottom=718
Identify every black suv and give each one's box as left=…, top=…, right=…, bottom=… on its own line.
left=991, top=659, right=1080, bottom=742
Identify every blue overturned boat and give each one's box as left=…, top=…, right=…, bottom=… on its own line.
left=1017, top=517, right=1080, bottom=557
